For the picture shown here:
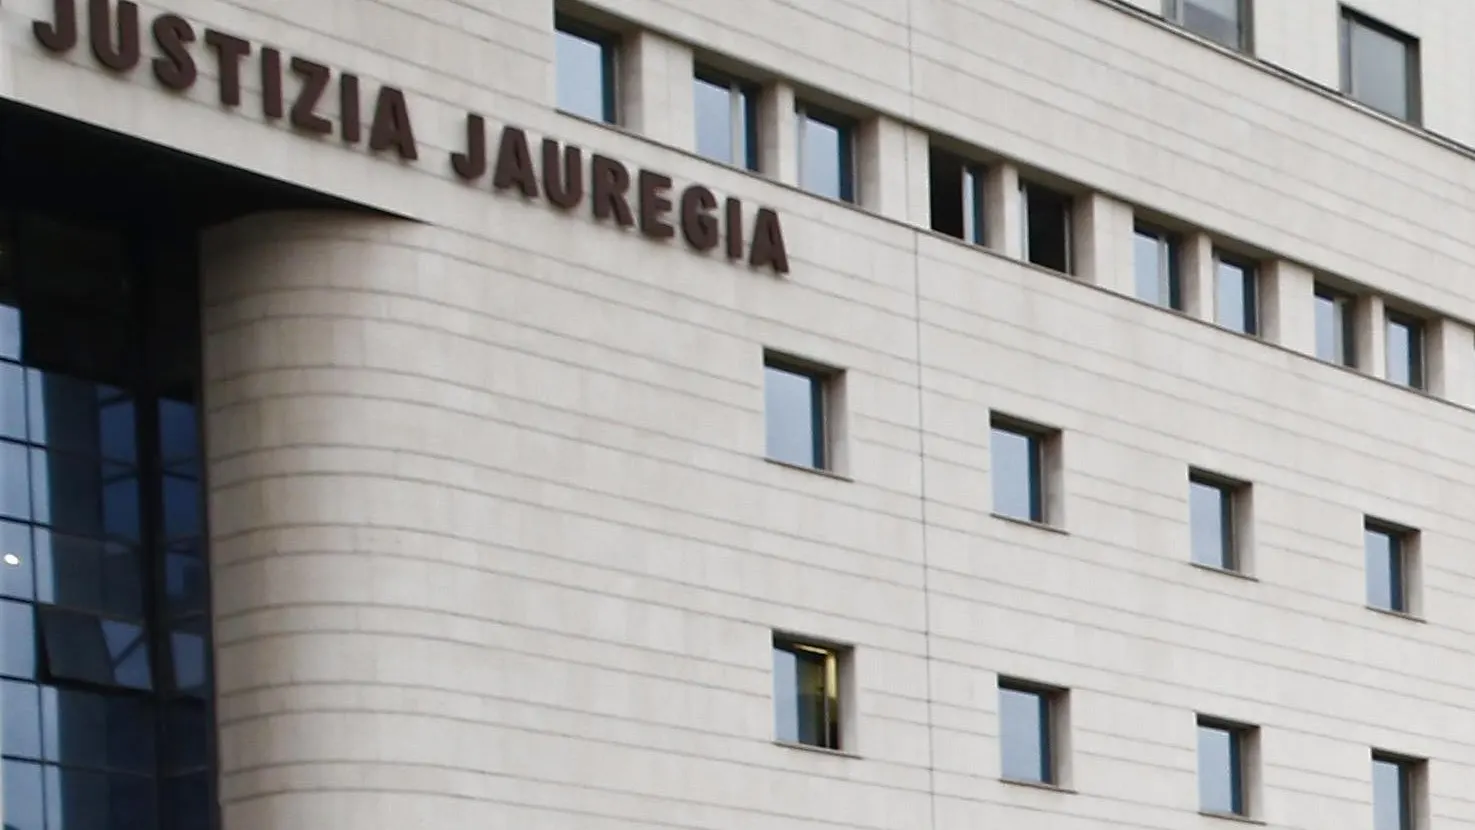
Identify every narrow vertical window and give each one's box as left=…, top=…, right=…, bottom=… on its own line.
left=1365, top=520, right=1416, bottom=614
left=1214, top=252, right=1258, bottom=335
left=693, top=66, right=759, bottom=171
left=763, top=354, right=833, bottom=471
left=1340, top=8, right=1420, bottom=123
left=555, top=17, right=619, bottom=124
left=1314, top=284, right=1357, bottom=367
left=796, top=104, right=855, bottom=203
left=1198, top=717, right=1255, bottom=817
left=1372, top=752, right=1424, bottom=830
left=927, top=145, right=986, bottom=245
left=1163, top=0, right=1250, bottom=51
left=1385, top=311, right=1425, bottom=390
left=773, top=636, right=847, bottom=751
left=1189, top=471, right=1246, bottom=572
left=1133, top=223, right=1182, bottom=310
left=998, top=680, right=1065, bottom=785
left=990, top=416, right=1057, bottom=525
left=1019, top=181, right=1072, bottom=274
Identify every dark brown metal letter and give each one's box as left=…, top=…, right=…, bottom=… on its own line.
left=34, top=0, right=79, bottom=53
left=340, top=73, right=362, bottom=144
left=451, top=113, right=488, bottom=181
left=637, top=170, right=674, bottom=239
left=679, top=186, right=719, bottom=252
left=367, top=87, right=418, bottom=160
left=203, top=30, right=250, bottom=107
left=748, top=208, right=790, bottom=274
left=590, top=155, right=634, bottom=227
left=261, top=47, right=283, bottom=119
left=289, top=57, right=332, bottom=134
left=724, top=197, right=743, bottom=260
left=150, top=13, right=196, bottom=90
left=491, top=125, right=537, bottom=196
left=542, top=139, right=583, bottom=209
left=89, top=0, right=139, bottom=72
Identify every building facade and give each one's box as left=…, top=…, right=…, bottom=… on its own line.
left=2, top=0, right=1475, bottom=828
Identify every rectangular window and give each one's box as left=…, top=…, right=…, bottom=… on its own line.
left=1215, top=252, right=1258, bottom=335
left=1365, top=520, right=1416, bottom=614
left=1164, top=0, right=1250, bottom=51
left=928, top=146, right=986, bottom=245
left=1385, top=311, right=1425, bottom=390
left=990, top=416, right=1056, bottom=525
left=693, top=66, right=759, bottom=171
left=1314, top=284, right=1357, bottom=367
left=554, top=17, right=619, bottom=124
left=796, top=104, right=856, bottom=203
left=1372, top=752, right=1423, bottom=830
left=1189, top=471, right=1245, bottom=572
left=773, top=636, right=846, bottom=751
left=998, top=680, right=1064, bottom=785
left=1134, top=224, right=1182, bottom=310
left=1198, top=717, right=1254, bottom=817
left=1019, top=182, right=1072, bottom=274
left=763, top=354, right=833, bottom=471
left=1340, top=8, right=1420, bottom=123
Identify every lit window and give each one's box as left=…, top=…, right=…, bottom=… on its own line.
left=773, top=636, right=847, bottom=751
left=1340, top=9, right=1420, bottom=123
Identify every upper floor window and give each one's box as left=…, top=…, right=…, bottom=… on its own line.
left=1198, top=717, right=1257, bottom=818
left=1314, top=284, right=1357, bottom=367
left=773, top=635, right=850, bottom=751
left=1372, top=751, right=1425, bottom=830
left=1365, top=519, right=1417, bottom=615
left=555, top=17, right=619, bottom=124
left=1215, top=252, right=1258, bottom=335
left=796, top=104, right=856, bottom=203
left=1189, top=471, right=1248, bottom=573
left=1340, top=8, right=1420, bottom=123
left=1019, top=181, right=1072, bottom=274
left=1134, top=223, right=1182, bottom=310
left=693, top=66, right=759, bottom=171
left=1385, top=310, right=1425, bottom=390
left=998, top=679, right=1067, bottom=786
left=990, top=415, right=1059, bottom=526
left=928, top=145, right=986, bottom=246
left=1163, top=0, right=1250, bottom=51
left=763, top=352, right=839, bottom=472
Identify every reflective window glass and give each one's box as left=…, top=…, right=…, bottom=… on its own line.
left=1385, top=314, right=1424, bottom=389
left=999, top=685, right=1051, bottom=783
left=34, top=531, right=143, bottom=620
left=1169, top=0, right=1246, bottom=50
left=2, top=679, right=43, bottom=758
left=773, top=640, right=840, bottom=750
left=170, top=621, right=209, bottom=695
left=1215, top=256, right=1257, bottom=335
left=1314, top=287, right=1355, bottom=366
left=694, top=69, right=757, bottom=171
left=797, top=107, right=854, bottom=202
left=1342, top=11, right=1418, bottom=122
left=764, top=361, right=825, bottom=469
left=1, top=440, right=31, bottom=521
left=991, top=425, right=1043, bottom=523
left=41, top=686, right=156, bottom=773
left=555, top=22, right=616, bottom=124
left=1134, top=225, right=1181, bottom=309
left=1189, top=477, right=1233, bottom=570
left=1198, top=722, right=1244, bottom=814
left=1365, top=525, right=1405, bottom=612
left=2, top=598, right=35, bottom=679
left=38, top=608, right=152, bottom=690
left=44, top=765, right=159, bottom=830
left=1373, top=756, right=1412, bottom=830
left=2, top=759, right=45, bottom=830
left=1, top=361, right=25, bottom=441
left=1, top=519, right=34, bottom=600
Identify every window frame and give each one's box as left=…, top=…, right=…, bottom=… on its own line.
left=693, top=64, right=760, bottom=172
left=772, top=634, right=846, bottom=752
left=1213, top=250, right=1259, bottom=335
left=1385, top=309, right=1426, bottom=390
left=1019, top=180, right=1073, bottom=274
left=1134, top=222, right=1183, bottom=311
left=1163, top=0, right=1252, bottom=52
left=989, top=415, right=1051, bottom=525
left=1197, top=716, right=1251, bottom=817
left=1338, top=6, right=1421, bottom=124
left=997, top=678, right=1063, bottom=786
left=795, top=102, right=857, bottom=204
left=1314, top=283, right=1358, bottom=367
left=1371, top=751, right=1421, bottom=830
left=1364, top=519, right=1412, bottom=614
left=762, top=353, right=831, bottom=472
left=1188, top=470, right=1241, bottom=572
left=554, top=14, right=620, bottom=125
left=927, top=145, right=988, bottom=246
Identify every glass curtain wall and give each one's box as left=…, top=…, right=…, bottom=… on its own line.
left=0, top=211, right=212, bottom=830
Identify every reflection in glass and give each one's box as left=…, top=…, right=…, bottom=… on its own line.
left=38, top=608, right=152, bottom=690
left=2, top=759, right=45, bottom=830
left=797, top=108, right=853, bottom=202
left=1189, top=478, right=1232, bottom=569
left=0, top=303, right=19, bottom=362
left=773, top=642, right=839, bottom=749
left=1, top=362, right=24, bottom=441
left=1, top=440, right=31, bottom=521
left=1373, top=756, right=1411, bottom=830
left=34, top=531, right=143, bottom=619
left=1134, top=227, right=1179, bottom=309
left=1314, top=287, right=1355, bottom=366
left=1169, top=0, right=1244, bottom=50
left=1215, top=257, right=1257, bottom=335
left=764, top=363, right=823, bottom=469
left=1365, top=526, right=1404, bottom=612
left=991, top=426, right=1041, bottom=523
left=44, top=766, right=159, bottom=830
left=1, top=519, right=34, bottom=600
left=999, top=686, right=1050, bottom=783
left=41, top=686, right=156, bottom=772
left=555, top=25, right=615, bottom=123
left=1198, top=722, right=1242, bottom=814
left=694, top=70, right=757, bottom=171
left=1385, top=315, right=1424, bottom=389
left=1342, top=13, right=1415, bottom=121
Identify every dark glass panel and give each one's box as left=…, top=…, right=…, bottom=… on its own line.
left=37, top=607, right=151, bottom=691
left=2, top=679, right=43, bottom=759
left=44, top=765, right=158, bottom=830
left=41, top=686, right=156, bottom=773
left=33, top=530, right=143, bottom=620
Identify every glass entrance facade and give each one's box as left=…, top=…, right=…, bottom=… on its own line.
left=0, top=212, right=213, bottom=830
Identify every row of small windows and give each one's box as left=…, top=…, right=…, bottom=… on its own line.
left=553, top=12, right=1457, bottom=401
left=765, top=350, right=1423, bottom=616
left=773, top=632, right=1426, bottom=828
left=1162, top=1, right=1420, bottom=126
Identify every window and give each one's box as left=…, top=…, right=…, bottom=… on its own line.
left=773, top=636, right=848, bottom=751
left=1189, top=471, right=1246, bottom=572
left=928, top=146, right=986, bottom=245
left=1019, top=181, right=1072, bottom=273
left=1314, top=284, right=1357, bottom=366
left=1365, top=520, right=1417, bottom=614
left=990, top=416, right=1056, bottom=525
left=763, top=353, right=834, bottom=471
left=1385, top=311, right=1425, bottom=389
left=1198, top=717, right=1255, bottom=817
left=796, top=104, right=855, bottom=203
left=1133, top=224, right=1182, bottom=310
left=998, top=680, right=1066, bottom=785
left=1164, top=0, right=1250, bottom=51
left=693, top=66, right=758, bottom=171
left=1372, top=752, right=1424, bottom=830
left=1340, top=8, right=1420, bottom=123
left=1215, top=252, right=1258, bottom=335
left=555, top=17, right=619, bottom=124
